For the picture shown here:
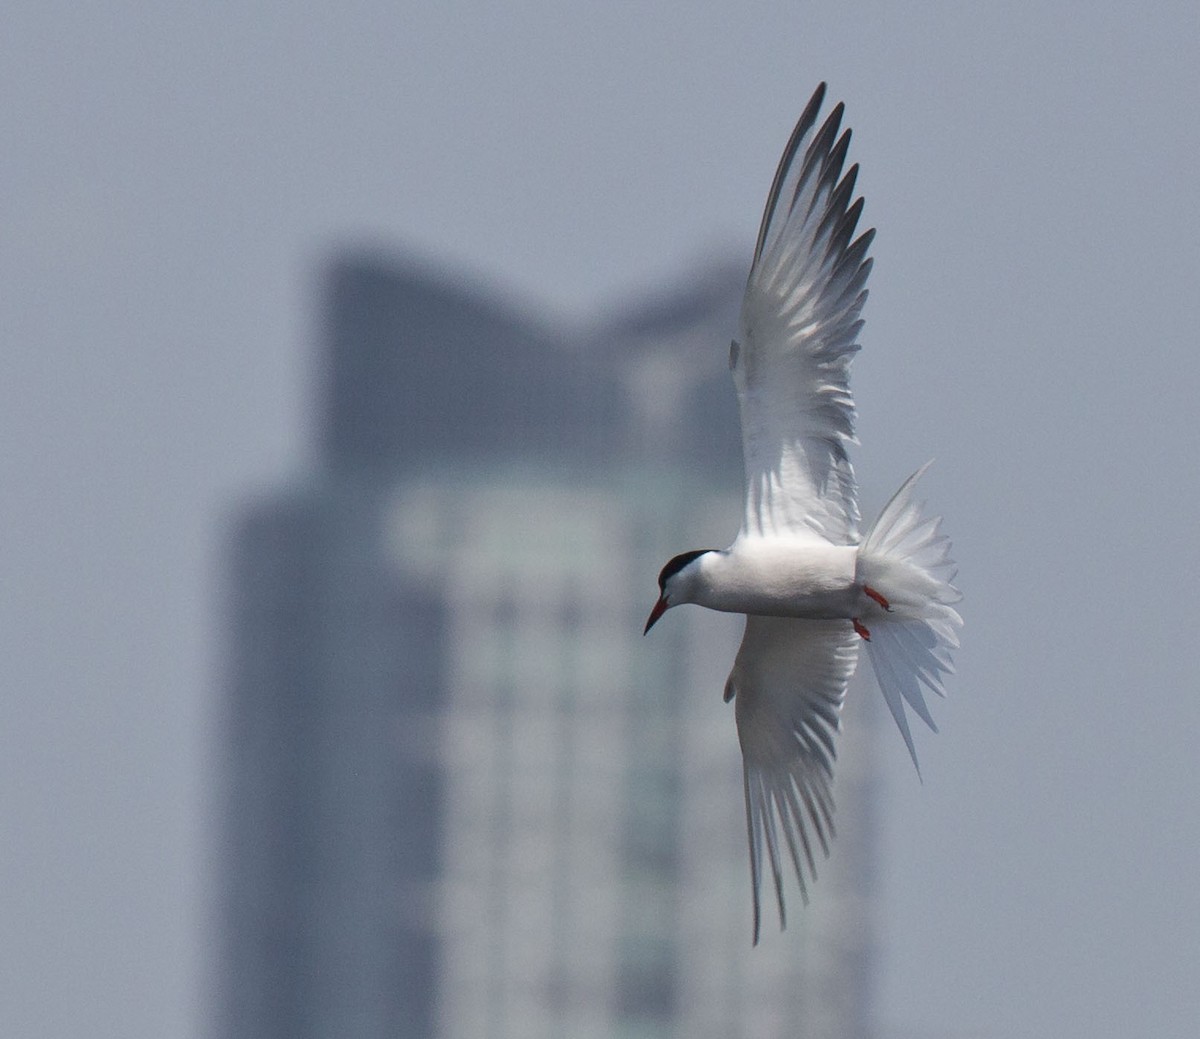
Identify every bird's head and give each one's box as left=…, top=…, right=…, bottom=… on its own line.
left=644, top=549, right=716, bottom=634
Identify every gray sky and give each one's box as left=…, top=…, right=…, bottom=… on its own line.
left=3, top=3, right=1198, bottom=1037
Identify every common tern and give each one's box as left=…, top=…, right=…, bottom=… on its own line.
left=644, top=83, right=962, bottom=943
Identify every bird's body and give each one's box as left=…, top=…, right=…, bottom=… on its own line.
left=644, top=83, right=962, bottom=943
left=672, top=539, right=860, bottom=619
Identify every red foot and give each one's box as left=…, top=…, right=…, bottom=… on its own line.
left=863, top=585, right=891, bottom=611
left=853, top=618, right=871, bottom=641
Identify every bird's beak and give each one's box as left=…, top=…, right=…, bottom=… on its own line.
left=643, top=595, right=668, bottom=635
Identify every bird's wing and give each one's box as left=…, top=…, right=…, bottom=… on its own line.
left=724, top=614, right=860, bottom=944
left=732, top=83, right=874, bottom=545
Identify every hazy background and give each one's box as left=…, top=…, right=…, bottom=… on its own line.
left=3, top=3, right=1198, bottom=1037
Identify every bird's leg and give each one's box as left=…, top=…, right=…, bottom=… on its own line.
left=853, top=618, right=871, bottom=641
left=863, top=585, right=891, bottom=611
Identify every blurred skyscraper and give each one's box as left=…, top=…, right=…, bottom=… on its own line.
left=214, top=252, right=877, bottom=1039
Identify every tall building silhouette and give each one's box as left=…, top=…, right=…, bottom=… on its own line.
left=214, top=252, right=877, bottom=1039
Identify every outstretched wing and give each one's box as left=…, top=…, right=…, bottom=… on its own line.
left=724, top=615, right=860, bottom=943
left=732, top=83, right=874, bottom=545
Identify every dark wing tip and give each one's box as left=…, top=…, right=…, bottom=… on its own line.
left=751, top=83, right=831, bottom=265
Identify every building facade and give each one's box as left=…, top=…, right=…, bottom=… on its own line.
left=214, top=255, right=876, bottom=1039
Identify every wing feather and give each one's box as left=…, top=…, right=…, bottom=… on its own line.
left=725, top=615, right=859, bottom=943
left=733, top=84, right=874, bottom=544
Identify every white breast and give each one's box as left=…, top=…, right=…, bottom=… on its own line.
left=694, top=538, right=859, bottom=618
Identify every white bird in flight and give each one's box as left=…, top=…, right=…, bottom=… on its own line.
left=643, top=83, right=962, bottom=944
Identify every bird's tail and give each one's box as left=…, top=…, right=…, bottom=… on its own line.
left=856, top=463, right=962, bottom=775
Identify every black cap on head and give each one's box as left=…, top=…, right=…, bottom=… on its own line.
left=657, top=549, right=714, bottom=590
